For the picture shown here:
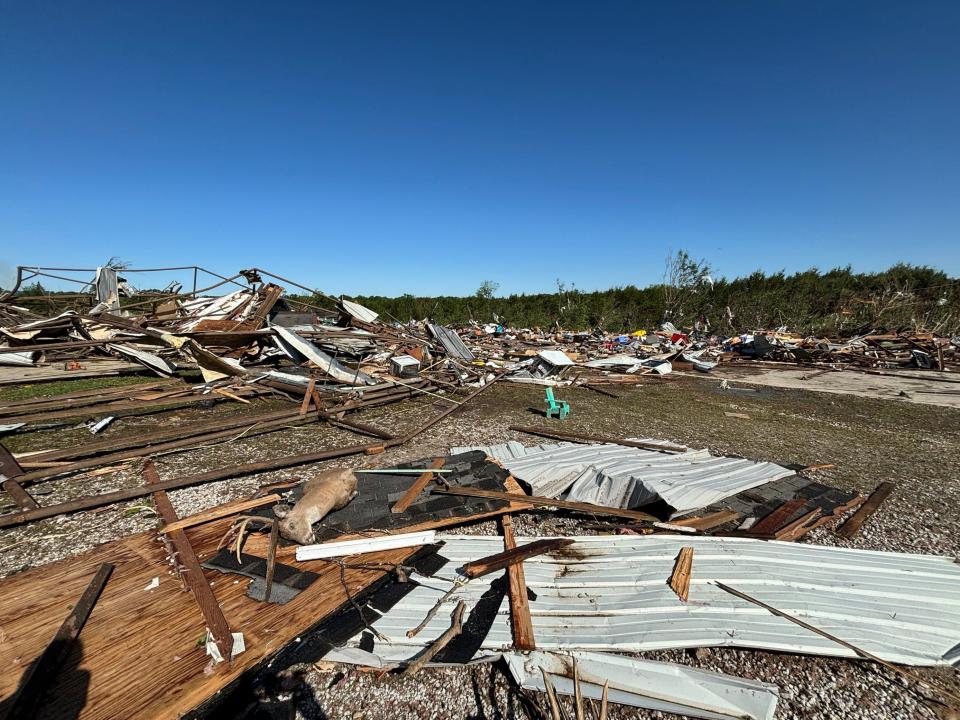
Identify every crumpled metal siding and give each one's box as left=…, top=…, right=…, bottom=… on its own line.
left=427, top=324, right=476, bottom=362
left=478, top=441, right=793, bottom=515
left=504, top=650, right=779, bottom=720
left=343, top=536, right=960, bottom=666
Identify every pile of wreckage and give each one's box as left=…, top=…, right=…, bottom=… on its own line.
left=0, top=264, right=958, bottom=720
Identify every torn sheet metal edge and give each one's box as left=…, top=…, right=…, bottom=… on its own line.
left=505, top=650, right=779, bottom=720
left=341, top=535, right=960, bottom=666
left=273, top=325, right=376, bottom=386
left=339, top=298, right=379, bottom=323
left=0, top=350, right=39, bottom=366
left=108, top=343, right=177, bottom=376
left=296, top=530, right=437, bottom=561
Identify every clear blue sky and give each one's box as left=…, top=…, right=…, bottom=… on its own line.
left=2, top=2, right=958, bottom=296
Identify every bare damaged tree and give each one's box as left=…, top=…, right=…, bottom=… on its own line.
left=662, top=250, right=713, bottom=324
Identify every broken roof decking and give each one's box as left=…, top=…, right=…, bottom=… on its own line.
left=455, top=440, right=794, bottom=516
left=345, top=535, right=960, bottom=666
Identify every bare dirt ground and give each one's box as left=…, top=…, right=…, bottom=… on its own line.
left=2, top=373, right=959, bottom=719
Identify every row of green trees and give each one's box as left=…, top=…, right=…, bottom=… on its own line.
left=341, top=261, right=959, bottom=335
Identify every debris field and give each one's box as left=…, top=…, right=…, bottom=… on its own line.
left=0, top=262, right=958, bottom=720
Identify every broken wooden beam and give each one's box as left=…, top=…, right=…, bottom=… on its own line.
left=509, top=424, right=686, bottom=454
left=391, top=458, right=446, bottom=514
left=835, top=482, right=896, bottom=539
left=501, top=515, right=536, bottom=650
left=160, top=494, right=281, bottom=535
left=461, top=538, right=574, bottom=579
left=5, top=562, right=114, bottom=718
left=750, top=499, right=808, bottom=535
left=146, top=461, right=235, bottom=662
left=434, top=486, right=658, bottom=523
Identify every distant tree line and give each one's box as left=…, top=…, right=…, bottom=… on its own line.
left=340, top=259, right=959, bottom=336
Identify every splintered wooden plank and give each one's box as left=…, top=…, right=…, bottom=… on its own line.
left=672, top=510, right=740, bottom=531
left=461, top=539, right=574, bottom=579
left=146, top=461, right=235, bottom=662
left=501, top=515, right=536, bottom=650
left=835, top=482, right=896, bottom=539
left=390, top=457, right=446, bottom=514
left=669, top=547, right=694, bottom=602
left=751, top=499, right=808, bottom=534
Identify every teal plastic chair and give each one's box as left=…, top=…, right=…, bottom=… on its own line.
left=544, top=387, right=570, bottom=419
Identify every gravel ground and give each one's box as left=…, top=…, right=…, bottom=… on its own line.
left=2, top=374, right=959, bottom=719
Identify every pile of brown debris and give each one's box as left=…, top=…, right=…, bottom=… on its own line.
left=1, top=263, right=959, bottom=720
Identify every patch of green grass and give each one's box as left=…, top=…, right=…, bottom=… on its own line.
left=0, top=375, right=159, bottom=403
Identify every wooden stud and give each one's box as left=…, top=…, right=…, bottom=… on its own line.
left=145, top=461, right=234, bottom=662
left=264, top=518, right=280, bottom=603
left=501, top=515, right=536, bottom=650
left=461, top=539, right=574, bottom=579
left=299, top=378, right=316, bottom=415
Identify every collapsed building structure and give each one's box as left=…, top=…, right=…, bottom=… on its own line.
left=0, top=263, right=957, bottom=720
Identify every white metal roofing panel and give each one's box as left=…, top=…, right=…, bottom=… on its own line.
left=449, top=440, right=572, bottom=463
left=505, top=650, right=779, bottom=720
left=498, top=442, right=793, bottom=515
left=345, top=536, right=960, bottom=666
left=340, top=298, right=379, bottom=323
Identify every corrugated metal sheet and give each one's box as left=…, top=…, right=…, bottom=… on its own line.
left=469, top=441, right=792, bottom=516
left=449, top=440, right=571, bottom=463
left=343, top=536, right=960, bottom=666
left=427, top=324, right=475, bottom=362
left=504, top=650, right=779, bottom=720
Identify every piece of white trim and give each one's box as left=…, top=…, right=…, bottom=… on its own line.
left=296, top=530, right=436, bottom=561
